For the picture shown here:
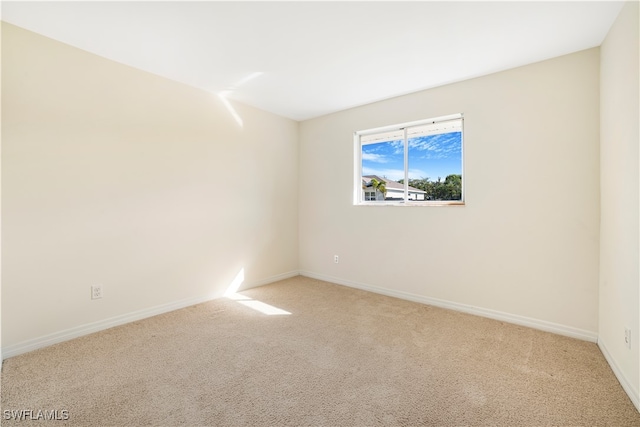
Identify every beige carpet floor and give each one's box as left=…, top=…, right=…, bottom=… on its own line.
left=2, top=276, right=639, bottom=426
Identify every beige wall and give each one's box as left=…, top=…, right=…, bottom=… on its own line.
left=0, top=23, right=3, bottom=361
left=299, top=48, right=601, bottom=338
left=3, top=8, right=638, bottom=410
left=1, top=23, right=299, bottom=351
left=599, top=1, right=640, bottom=407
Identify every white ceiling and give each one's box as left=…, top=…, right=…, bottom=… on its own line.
left=1, top=1, right=624, bottom=121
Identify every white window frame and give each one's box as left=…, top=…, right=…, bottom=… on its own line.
left=354, top=113, right=464, bottom=206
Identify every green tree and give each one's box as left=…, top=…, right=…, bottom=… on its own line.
left=396, top=175, right=461, bottom=201
left=443, top=174, right=462, bottom=200
left=370, top=178, right=387, bottom=200
left=399, top=174, right=462, bottom=200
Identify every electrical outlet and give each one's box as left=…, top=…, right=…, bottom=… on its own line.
left=91, top=285, right=103, bottom=300
left=624, top=327, right=631, bottom=349
left=334, top=255, right=339, bottom=264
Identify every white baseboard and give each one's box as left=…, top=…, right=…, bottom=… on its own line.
left=1, top=270, right=299, bottom=360
left=598, top=339, right=640, bottom=411
left=240, top=270, right=300, bottom=290
left=299, top=270, right=599, bottom=343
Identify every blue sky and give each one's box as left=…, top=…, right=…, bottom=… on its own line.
left=362, top=132, right=462, bottom=182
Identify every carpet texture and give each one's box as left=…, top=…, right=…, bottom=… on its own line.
left=2, top=276, right=639, bottom=426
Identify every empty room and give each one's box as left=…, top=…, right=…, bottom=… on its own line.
left=1, top=1, right=639, bottom=425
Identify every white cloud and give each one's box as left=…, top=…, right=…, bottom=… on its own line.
left=362, top=167, right=405, bottom=181
left=409, top=133, right=461, bottom=159
left=362, top=152, right=387, bottom=163
left=407, top=169, right=428, bottom=180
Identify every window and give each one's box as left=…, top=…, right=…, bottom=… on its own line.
left=355, top=113, right=464, bottom=205
left=365, top=191, right=377, bottom=201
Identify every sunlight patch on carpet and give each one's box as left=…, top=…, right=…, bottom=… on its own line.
left=226, top=293, right=291, bottom=315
